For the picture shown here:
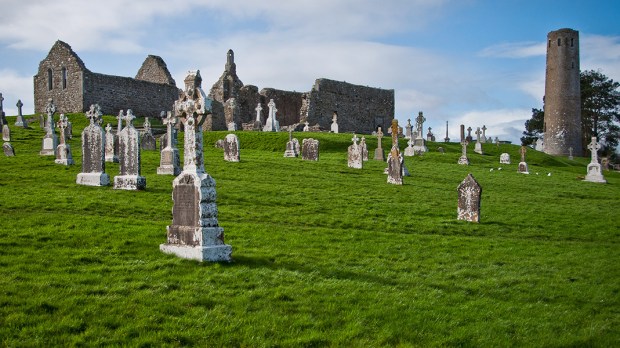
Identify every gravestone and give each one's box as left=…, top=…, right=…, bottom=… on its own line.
left=500, top=153, right=511, bottom=164
left=104, top=123, right=118, bottom=163
left=293, top=138, right=301, bottom=154
left=584, top=137, right=606, bottom=183
left=360, top=136, right=368, bottom=161
left=39, top=98, right=59, bottom=156
left=405, top=119, right=413, bottom=139
left=494, top=137, right=500, bottom=146
left=253, top=103, right=263, bottom=131
left=223, top=134, right=240, bottom=162
left=330, top=112, right=339, bottom=133
left=157, top=111, right=181, bottom=175
left=568, top=147, right=574, bottom=160
left=387, top=119, right=403, bottom=185
left=15, top=99, right=27, bottom=128
left=55, top=114, right=74, bottom=165
left=302, top=138, right=319, bottom=161
left=65, top=118, right=73, bottom=140
left=474, top=127, right=483, bottom=154
left=347, top=133, right=363, bottom=169
left=2, top=123, right=9, bottom=142
left=413, top=111, right=428, bottom=154
left=160, top=70, right=232, bottom=262
left=444, top=121, right=450, bottom=142
left=3, top=142, right=15, bottom=156
left=437, top=147, right=445, bottom=154
left=518, top=146, right=529, bottom=174
left=283, top=129, right=298, bottom=157
left=403, top=137, right=415, bottom=157
left=601, top=157, right=609, bottom=171
left=457, top=174, right=481, bottom=223
left=114, top=110, right=146, bottom=190
left=0, top=93, right=5, bottom=125
left=426, top=127, right=433, bottom=142
left=141, top=117, right=156, bottom=150
left=374, top=127, right=385, bottom=161
left=481, top=125, right=487, bottom=143
left=466, top=126, right=473, bottom=142
left=39, top=114, right=46, bottom=129
left=227, top=122, right=237, bottom=131
left=263, top=99, right=280, bottom=132
left=77, top=104, right=110, bottom=186
left=303, top=121, right=309, bottom=132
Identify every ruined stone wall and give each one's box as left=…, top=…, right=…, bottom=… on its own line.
left=305, top=79, right=394, bottom=133
left=33, top=41, right=87, bottom=115
left=238, top=85, right=260, bottom=124
left=135, top=55, right=176, bottom=85
left=543, top=28, right=582, bottom=156
left=259, top=88, right=304, bottom=127
left=82, top=71, right=179, bottom=118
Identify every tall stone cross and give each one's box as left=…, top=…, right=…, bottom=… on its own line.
left=86, top=104, right=101, bottom=126
left=116, top=110, right=124, bottom=134
left=351, top=133, right=359, bottom=145
left=143, top=117, right=151, bottom=133
left=390, top=119, right=399, bottom=148
left=466, top=126, right=472, bottom=139
left=255, top=103, right=262, bottom=122
left=58, top=114, right=69, bottom=145
left=288, top=128, right=293, bottom=142
left=481, top=125, right=487, bottom=141
left=268, top=99, right=277, bottom=124
left=520, top=146, right=527, bottom=162
left=0, top=93, right=3, bottom=111
left=415, top=111, right=426, bottom=137
left=587, top=137, right=601, bottom=164
left=460, top=124, right=465, bottom=141
left=123, top=109, right=136, bottom=128
left=163, top=111, right=176, bottom=149
left=16, top=99, right=23, bottom=116
left=45, top=98, right=57, bottom=132
left=376, top=127, right=383, bottom=150
left=475, top=127, right=482, bottom=142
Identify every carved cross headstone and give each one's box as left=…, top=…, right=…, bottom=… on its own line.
left=114, top=110, right=146, bottom=190
left=54, top=114, right=74, bottom=165
left=140, top=117, right=156, bottom=150
left=374, top=127, right=385, bottom=161
left=404, top=135, right=415, bottom=156
left=458, top=140, right=470, bottom=165
left=466, top=126, right=473, bottom=142
left=331, top=112, right=339, bottom=133
left=39, top=99, right=58, bottom=155
left=263, top=99, right=280, bottom=132
left=584, top=137, right=606, bottom=183
left=77, top=104, right=109, bottom=186
left=518, top=146, right=529, bottom=174
left=15, top=99, right=27, bottom=128
left=415, top=111, right=426, bottom=137
left=284, top=129, right=298, bottom=158
left=223, top=134, right=240, bottom=162
left=348, top=133, right=363, bottom=169
left=303, top=121, right=309, bottom=132
left=568, top=146, right=574, bottom=160
left=457, top=174, right=481, bottom=223
left=405, top=119, right=413, bottom=139
left=104, top=123, right=118, bottom=163
left=426, top=127, right=433, bottom=142
left=387, top=119, right=403, bottom=185
left=481, top=125, right=487, bottom=143
left=158, top=111, right=181, bottom=175
left=474, top=127, right=483, bottom=154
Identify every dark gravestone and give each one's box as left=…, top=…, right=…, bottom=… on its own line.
left=457, top=173, right=481, bottom=223
left=302, top=138, right=319, bottom=161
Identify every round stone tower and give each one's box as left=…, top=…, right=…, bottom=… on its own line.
left=543, top=28, right=581, bottom=156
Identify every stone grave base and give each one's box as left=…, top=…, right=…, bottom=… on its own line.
left=413, top=145, right=428, bottom=154
left=584, top=163, right=607, bottom=183
left=157, top=164, right=180, bottom=175
left=458, top=156, right=470, bottom=165
left=160, top=243, right=232, bottom=262
left=403, top=147, right=415, bottom=156
left=474, top=143, right=483, bottom=154
left=39, top=148, right=55, bottom=156
left=518, top=162, right=529, bottom=174
left=114, top=175, right=146, bottom=190
left=374, top=148, right=385, bottom=161
left=105, top=155, right=119, bottom=163
left=77, top=172, right=110, bottom=186
left=55, top=158, right=74, bottom=166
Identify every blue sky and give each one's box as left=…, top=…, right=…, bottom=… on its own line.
left=1, top=0, right=619, bottom=143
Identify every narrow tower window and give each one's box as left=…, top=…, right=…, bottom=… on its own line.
left=571, top=38, right=574, bottom=47
left=47, top=69, right=53, bottom=90
left=558, top=38, right=561, bottom=46
left=61, top=67, right=67, bottom=89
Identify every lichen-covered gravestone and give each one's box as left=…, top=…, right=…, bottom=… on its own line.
left=474, top=127, right=483, bottom=154
left=584, top=137, right=606, bottom=183
left=55, top=114, right=74, bottom=165
left=39, top=98, right=58, bottom=156
left=302, top=138, right=319, bottom=161
left=374, top=127, right=385, bottom=161
left=104, top=123, right=118, bottom=163
left=2, top=123, right=10, bottom=142
left=500, top=153, right=511, bottom=164
left=76, top=104, right=110, bottom=186
left=360, top=136, right=368, bottom=161
left=412, top=111, right=428, bottom=154
left=458, top=125, right=470, bottom=165
left=114, top=110, right=146, bottom=190
left=347, top=133, right=363, bottom=169
left=403, top=137, right=415, bottom=157
left=457, top=173, right=481, bottom=223
left=253, top=103, right=263, bottom=131
left=518, top=146, right=529, bottom=174
left=157, top=111, right=181, bottom=175
left=387, top=119, right=404, bottom=185
left=3, top=142, right=15, bottom=156
left=141, top=117, right=156, bottom=150
left=223, top=134, right=240, bottom=162
left=283, top=129, right=298, bottom=158
left=160, top=70, right=232, bottom=262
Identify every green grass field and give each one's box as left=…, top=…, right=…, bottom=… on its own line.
left=1, top=114, right=618, bottom=346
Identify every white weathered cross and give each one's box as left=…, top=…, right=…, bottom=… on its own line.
left=143, top=117, right=151, bottom=133
left=255, top=103, right=262, bottom=122
left=351, top=133, right=359, bottom=145
left=162, top=111, right=176, bottom=149
left=57, top=114, right=69, bottom=144
left=475, top=127, right=482, bottom=142
left=85, top=104, right=101, bottom=126
left=587, top=137, right=601, bottom=164
left=124, top=109, right=136, bottom=127
left=377, top=127, right=383, bottom=150
left=520, top=145, right=527, bottom=162
left=415, top=111, right=426, bottom=135
left=105, top=123, right=112, bottom=134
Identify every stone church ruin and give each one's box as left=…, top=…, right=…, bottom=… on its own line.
left=33, top=40, right=179, bottom=118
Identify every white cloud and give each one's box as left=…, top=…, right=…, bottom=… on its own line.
left=0, top=69, right=35, bottom=115
left=478, top=41, right=546, bottom=58
left=448, top=108, right=532, bottom=142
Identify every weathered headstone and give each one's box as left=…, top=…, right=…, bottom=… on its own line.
left=403, top=137, right=415, bottom=157
left=387, top=119, right=403, bottom=185
left=303, top=121, right=309, bottom=132
left=500, top=153, right=511, bottom=164
left=223, top=134, right=240, bottom=162
left=283, top=129, right=298, bottom=157
left=466, top=126, right=473, bottom=142
left=374, top=127, right=385, bottom=161
left=405, top=119, right=413, bottom=139
left=157, top=111, right=181, bottom=175
left=114, top=110, right=146, bottom=190
left=518, top=146, right=529, bottom=174
left=474, top=127, right=483, bottom=154
left=437, top=147, right=445, bottom=154
left=2, top=123, right=9, bottom=142
left=263, top=99, right=280, bottom=132
left=494, top=137, right=500, bottom=146
left=568, top=147, right=574, bottom=160
left=457, top=174, right=481, bottom=223
left=141, top=117, right=156, bottom=150
left=413, top=111, right=428, bottom=154
left=15, top=99, right=27, bottom=128
left=3, top=142, right=15, bottom=157
left=39, top=98, right=58, bottom=156
left=601, top=157, right=609, bottom=171
left=104, top=123, right=118, bottom=163
left=160, top=70, right=232, bottom=262
left=360, top=136, right=368, bottom=161
left=65, top=117, right=73, bottom=140
left=55, top=114, right=74, bottom=165
left=458, top=140, right=470, bottom=165
left=426, top=127, right=433, bottom=142
left=481, top=125, right=487, bottom=143
left=77, top=104, right=110, bottom=186
left=253, top=103, right=263, bottom=131
left=584, top=137, right=606, bottom=183
left=293, top=138, right=301, bottom=154
left=302, top=138, right=319, bottom=161
left=227, top=122, right=237, bottom=131
left=330, top=112, right=339, bottom=133
left=347, top=133, right=363, bottom=169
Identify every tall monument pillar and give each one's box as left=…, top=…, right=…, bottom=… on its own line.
left=543, top=28, right=582, bottom=156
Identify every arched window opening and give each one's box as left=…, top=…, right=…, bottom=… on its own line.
left=47, top=69, right=53, bottom=90
left=61, top=67, right=67, bottom=89
left=548, top=40, right=551, bottom=48
left=557, top=38, right=561, bottom=46
left=571, top=38, right=574, bottom=47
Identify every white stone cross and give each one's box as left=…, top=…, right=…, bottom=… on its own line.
left=351, top=133, right=359, bottom=145
left=587, top=137, right=600, bottom=164
left=86, top=104, right=101, bottom=126
left=475, top=127, right=482, bottom=142
left=116, top=110, right=124, bottom=133
left=377, top=127, right=383, bottom=150
left=255, top=103, right=262, bottom=122
left=57, top=114, right=68, bottom=144
left=124, top=109, right=136, bottom=126
left=105, top=123, right=112, bottom=134
left=163, top=111, right=176, bottom=149
left=143, top=117, right=151, bottom=133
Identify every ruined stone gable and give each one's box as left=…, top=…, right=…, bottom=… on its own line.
left=34, top=40, right=180, bottom=118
